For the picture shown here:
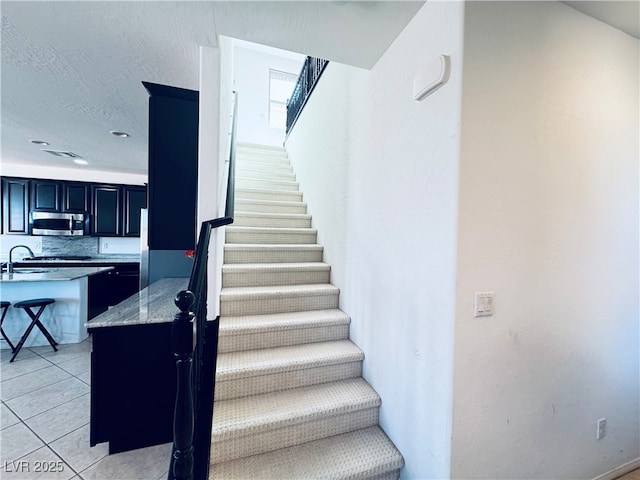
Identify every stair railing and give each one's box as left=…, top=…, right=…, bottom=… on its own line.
left=168, top=91, right=238, bottom=480
left=285, top=56, right=329, bottom=137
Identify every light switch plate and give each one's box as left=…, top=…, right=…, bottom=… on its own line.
left=474, top=292, right=495, bottom=317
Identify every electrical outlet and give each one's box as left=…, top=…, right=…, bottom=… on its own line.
left=597, top=418, right=606, bottom=440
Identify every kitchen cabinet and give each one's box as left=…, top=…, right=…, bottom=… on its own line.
left=91, top=185, right=121, bottom=236
left=92, top=185, right=147, bottom=237
left=63, top=183, right=91, bottom=213
left=123, top=186, right=147, bottom=237
left=0, top=177, right=146, bottom=237
left=30, top=180, right=62, bottom=212
left=144, top=82, right=198, bottom=250
left=89, top=321, right=175, bottom=453
left=1, top=178, right=29, bottom=234
left=88, top=263, right=140, bottom=319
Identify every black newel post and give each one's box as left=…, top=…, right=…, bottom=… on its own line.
left=170, top=290, right=195, bottom=480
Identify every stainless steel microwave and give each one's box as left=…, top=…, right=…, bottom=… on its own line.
left=29, top=211, right=87, bottom=236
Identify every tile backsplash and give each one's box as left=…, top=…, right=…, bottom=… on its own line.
left=0, top=235, right=139, bottom=260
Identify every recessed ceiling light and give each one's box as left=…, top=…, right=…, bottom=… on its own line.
left=110, top=131, right=130, bottom=138
left=73, top=159, right=88, bottom=165
left=30, top=139, right=49, bottom=145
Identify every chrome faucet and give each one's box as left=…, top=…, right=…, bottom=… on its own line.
left=7, top=245, right=35, bottom=273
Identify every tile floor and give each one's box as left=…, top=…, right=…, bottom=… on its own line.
left=1, top=337, right=171, bottom=480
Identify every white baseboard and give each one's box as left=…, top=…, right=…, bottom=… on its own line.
left=593, top=458, right=640, bottom=480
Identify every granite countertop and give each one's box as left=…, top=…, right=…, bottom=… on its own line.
left=86, top=277, right=189, bottom=329
left=0, top=266, right=115, bottom=283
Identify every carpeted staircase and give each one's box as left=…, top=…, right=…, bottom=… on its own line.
left=209, top=143, right=404, bottom=479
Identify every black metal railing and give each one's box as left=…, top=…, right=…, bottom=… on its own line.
left=168, top=91, right=238, bottom=480
left=285, top=56, right=329, bottom=136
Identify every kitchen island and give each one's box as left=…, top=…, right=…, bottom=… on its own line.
left=0, top=267, right=114, bottom=348
left=86, top=277, right=187, bottom=454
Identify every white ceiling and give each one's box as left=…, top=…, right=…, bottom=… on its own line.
left=0, top=1, right=424, bottom=176
left=1, top=1, right=637, bottom=177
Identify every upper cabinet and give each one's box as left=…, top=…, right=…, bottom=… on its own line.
left=92, top=185, right=122, bottom=236
left=91, top=184, right=147, bottom=237
left=1, top=178, right=29, bottom=234
left=144, top=82, right=198, bottom=250
left=123, top=186, right=147, bottom=237
left=63, top=183, right=91, bottom=213
left=0, top=176, right=146, bottom=237
left=30, top=180, right=62, bottom=212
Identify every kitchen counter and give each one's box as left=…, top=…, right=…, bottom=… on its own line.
left=0, top=268, right=118, bottom=349
left=86, top=277, right=188, bottom=329
left=0, top=266, right=114, bottom=283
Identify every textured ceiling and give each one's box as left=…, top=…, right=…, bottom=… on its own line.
left=1, top=1, right=636, bottom=177
left=0, top=1, right=424, bottom=176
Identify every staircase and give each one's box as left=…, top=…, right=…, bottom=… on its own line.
left=210, top=143, right=403, bottom=479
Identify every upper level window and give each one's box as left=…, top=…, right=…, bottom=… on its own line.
left=269, top=69, right=297, bottom=130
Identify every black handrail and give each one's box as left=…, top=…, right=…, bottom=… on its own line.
left=168, top=92, right=238, bottom=480
left=285, top=56, right=329, bottom=137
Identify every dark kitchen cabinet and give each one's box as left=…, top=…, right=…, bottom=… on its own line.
left=144, top=82, right=198, bottom=250
left=92, top=185, right=121, bottom=236
left=30, top=180, right=62, bottom=212
left=63, top=183, right=91, bottom=213
left=88, top=263, right=140, bottom=319
left=2, top=178, right=29, bottom=234
left=123, top=186, right=147, bottom=237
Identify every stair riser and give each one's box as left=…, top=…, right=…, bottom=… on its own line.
left=236, top=155, right=290, bottom=165
left=234, top=201, right=307, bottom=215
left=235, top=162, right=293, bottom=174
left=233, top=215, right=311, bottom=228
left=218, top=324, right=350, bottom=353
left=220, top=291, right=338, bottom=316
left=225, top=230, right=317, bottom=245
left=215, top=360, right=361, bottom=401
left=237, top=178, right=299, bottom=192
left=210, top=407, right=379, bottom=463
left=222, top=269, right=330, bottom=288
left=236, top=189, right=302, bottom=202
left=224, top=248, right=322, bottom=264
left=236, top=169, right=296, bottom=182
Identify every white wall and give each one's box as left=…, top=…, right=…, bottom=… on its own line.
left=233, top=45, right=303, bottom=146
left=451, top=2, right=639, bottom=478
left=285, top=2, right=465, bottom=478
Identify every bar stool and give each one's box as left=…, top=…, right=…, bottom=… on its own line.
left=1, top=301, right=15, bottom=352
left=11, top=298, right=58, bottom=362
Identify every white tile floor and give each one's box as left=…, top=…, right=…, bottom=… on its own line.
left=1, top=337, right=171, bottom=480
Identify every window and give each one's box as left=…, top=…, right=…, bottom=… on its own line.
left=269, top=69, right=297, bottom=130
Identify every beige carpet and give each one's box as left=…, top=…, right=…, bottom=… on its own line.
left=209, top=143, right=403, bottom=479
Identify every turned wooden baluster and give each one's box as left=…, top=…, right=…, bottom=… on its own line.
left=170, top=290, right=195, bottom=480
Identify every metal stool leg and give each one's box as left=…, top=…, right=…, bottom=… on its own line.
left=0, top=304, right=16, bottom=352
left=10, top=305, right=58, bottom=363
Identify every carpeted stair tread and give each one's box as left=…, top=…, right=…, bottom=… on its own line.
left=212, top=378, right=379, bottom=439
left=225, top=226, right=317, bottom=245
left=236, top=177, right=300, bottom=191
left=209, top=426, right=403, bottom=480
left=218, top=309, right=350, bottom=353
left=216, top=339, right=362, bottom=381
left=234, top=212, right=312, bottom=228
left=224, top=244, right=323, bottom=264
left=220, top=309, right=350, bottom=336
left=235, top=187, right=302, bottom=202
left=222, top=262, right=331, bottom=287
left=221, top=283, right=339, bottom=301
left=235, top=198, right=306, bottom=211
